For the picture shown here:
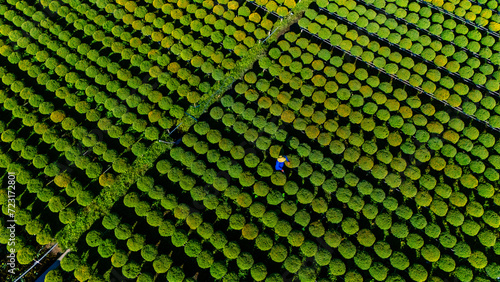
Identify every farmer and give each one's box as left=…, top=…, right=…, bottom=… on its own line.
left=275, top=155, right=290, bottom=172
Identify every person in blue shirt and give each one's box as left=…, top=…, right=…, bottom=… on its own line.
left=275, top=155, right=290, bottom=172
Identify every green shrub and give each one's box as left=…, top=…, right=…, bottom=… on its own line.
left=414, top=190, right=432, bottom=207
left=375, top=213, right=392, bottom=230
left=446, top=209, right=465, bottom=227
left=464, top=202, right=484, bottom=220
left=370, top=164, right=387, bottom=179
left=390, top=222, right=408, bottom=239
left=430, top=199, right=448, bottom=217
left=366, top=188, right=383, bottom=204
left=384, top=63, right=398, bottom=74
left=483, top=210, right=500, bottom=228
left=390, top=251, right=409, bottom=270
left=406, top=233, right=424, bottom=250
left=392, top=202, right=412, bottom=220
left=385, top=173, right=402, bottom=188
left=341, top=173, right=358, bottom=188
left=459, top=173, right=478, bottom=188
left=358, top=156, right=374, bottom=171
left=450, top=244, right=470, bottom=264
left=408, top=265, right=428, bottom=282
left=388, top=115, right=404, bottom=129
left=415, top=147, right=431, bottom=163
left=336, top=239, right=356, bottom=260
left=371, top=240, right=392, bottom=259
left=349, top=225, right=375, bottom=247
left=478, top=229, right=496, bottom=247
left=352, top=251, right=372, bottom=272
left=486, top=263, right=500, bottom=280
left=410, top=213, right=428, bottom=230
left=436, top=255, right=457, bottom=274
left=444, top=164, right=462, bottom=179
left=468, top=251, right=488, bottom=269
left=360, top=203, right=377, bottom=220
left=278, top=180, right=298, bottom=196
left=484, top=167, right=499, bottom=181
left=341, top=217, right=359, bottom=236
left=369, top=262, right=388, bottom=281
left=326, top=257, right=348, bottom=277
left=419, top=174, right=437, bottom=190
left=453, top=266, right=473, bottom=282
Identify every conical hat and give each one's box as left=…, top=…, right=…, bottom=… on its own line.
left=277, top=156, right=287, bottom=162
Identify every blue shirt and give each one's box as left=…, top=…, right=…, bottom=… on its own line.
left=275, top=156, right=289, bottom=170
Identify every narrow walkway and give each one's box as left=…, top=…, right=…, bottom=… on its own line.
left=34, top=249, right=71, bottom=282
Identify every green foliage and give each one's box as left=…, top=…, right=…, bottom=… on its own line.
left=409, top=264, right=428, bottom=282
left=166, top=267, right=185, bottom=282
left=256, top=233, right=274, bottom=251
left=391, top=222, right=409, bottom=239
left=478, top=229, right=496, bottom=247
left=237, top=252, right=254, bottom=270
left=329, top=258, right=346, bottom=276
left=454, top=266, right=473, bottom=282
left=478, top=183, right=495, bottom=198
left=294, top=210, right=311, bottom=227
left=60, top=252, right=80, bottom=272
left=127, top=234, right=146, bottom=252
left=45, top=269, right=63, bottom=282
left=122, top=260, right=142, bottom=279
left=369, top=262, right=389, bottom=281
left=390, top=251, right=409, bottom=270
left=483, top=210, right=500, bottom=228
left=437, top=255, right=456, bottom=273
left=357, top=229, right=376, bottom=247
left=421, top=244, right=441, bottom=262
left=194, top=249, right=214, bottom=269
left=468, top=251, right=488, bottom=269
left=73, top=265, right=92, bottom=281
left=300, top=240, right=318, bottom=257
left=270, top=244, right=288, bottom=262
left=338, top=239, right=356, bottom=259
left=410, top=213, right=428, bottom=229
left=354, top=251, right=372, bottom=271
left=250, top=263, right=266, bottom=281
left=341, top=217, right=359, bottom=235
left=446, top=209, right=464, bottom=227
left=371, top=189, right=386, bottom=203
left=229, top=214, right=246, bottom=230
left=212, top=215, right=232, bottom=240
left=115, top=224, right=132, bottom=240
left=223, top=242, right=241, bottom=260
left=466, top=201, right=484, bottom=218
left=196, top=222, right=214, bottom=240
left=86, top=230, right=102, bottom=247
left=486, top=263, right=500, bottom=279
left=336, top=187, right=352, bottom=203
left=313, top=247, right=332, bottom=267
